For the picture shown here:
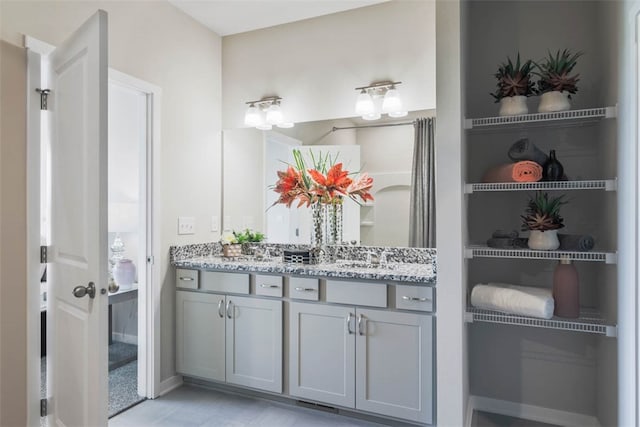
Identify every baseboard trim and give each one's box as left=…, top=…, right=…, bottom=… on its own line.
left=111, top=332, right=138, bottom=345
left=468, top=395, right=601, bottom=427
left=158, top=375, right=183, bottom=397
left=465, top=395, right=475, bottom=427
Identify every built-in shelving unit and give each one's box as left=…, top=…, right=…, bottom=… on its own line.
left=465, top=245, right=618, bottom=264
left=464, top=106, right=617, bottom=130
left=464, top=179, right=617, bottom=194
left=465, top=307, right=617, bottom=337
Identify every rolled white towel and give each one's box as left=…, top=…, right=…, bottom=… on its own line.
left=471, top=283, right=554, bottom=319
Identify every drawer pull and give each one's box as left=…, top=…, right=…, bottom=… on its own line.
left=226, top=300, right=233, bottom=319
left=260, top=284, right=280, bottom=289
left=402, top=296, right=431, bottom=302
left=357, top=314, right=365, bottom=336
left=217, top=299, right=224, bottom=318
left=179, top=277, right=194, bottom=281
left=294, top=287, right=316, bottom=292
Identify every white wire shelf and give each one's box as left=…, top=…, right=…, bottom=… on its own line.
left=465, top=307, right=617, bottom=337
left=465, top=245, right=617, bottom=264
left=465, top=179, right=617, bottom=194
left=464, top=106, right=617, bottom=130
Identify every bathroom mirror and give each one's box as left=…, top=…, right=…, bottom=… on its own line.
left=222, top=109, right=434, bottom=247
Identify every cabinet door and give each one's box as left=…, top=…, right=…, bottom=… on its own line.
left=289, top=302, right=356, bottom=408
left=176, top=291, right=225, bottom=381
left=355, top=309, right=433, bottom=424
left=225, top=296, right=283, bottom=393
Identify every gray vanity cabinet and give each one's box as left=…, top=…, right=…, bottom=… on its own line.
left=289, top=301, right=433, bottom=424
left=289, top=302, right=356, bottom=408
left=176, top=290, right=225, bottom=381
left=355, top=308, right=433, bottom=424
left=225, top=295, right=282, bottom=393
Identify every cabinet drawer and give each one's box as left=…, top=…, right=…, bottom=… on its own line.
left=289, top=277, right=319, bottom=301
left=326, top=280, right=387, bottom=308
left=201, top=271, right=249, bottom=294
left=254, top=274, right=283, bottom=297
left=395, top=285, right=434, bottom=312
left=176, top=268, right=199, bottom=290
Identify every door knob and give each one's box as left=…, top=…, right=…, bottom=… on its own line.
left=73, top=282, right=96, bottom=299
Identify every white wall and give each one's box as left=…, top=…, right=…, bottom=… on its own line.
left=221, top=0, right=436, bottom=129
left=0, top=0, right=223, bottom=407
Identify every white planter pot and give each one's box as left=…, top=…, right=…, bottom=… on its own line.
left=538, top=91, right=571, bottom=113
left=113, top=259, right=136, bottom=289
left=527, top=230, right=560, bottom=251
left=498, top=96, right=528, bottom=116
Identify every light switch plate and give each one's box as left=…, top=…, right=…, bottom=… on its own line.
left=178, top=216, right=195, bottom=235
left=211, top=216, right=219, bottom=232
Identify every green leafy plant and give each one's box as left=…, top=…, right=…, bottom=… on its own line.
left=490, top=53, right=536, bottom=102
left=521, top=192, right=566, bottom=231
left=233, top=229, right=265, bottom=244
left=534, top=49, right=583, bottom=97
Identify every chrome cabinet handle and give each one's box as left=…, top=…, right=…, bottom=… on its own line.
left=179, top=277, right=194, bottom=281
left=294, top=287, right=316, bottom=292
left=260, top=284, right=280, bottom=288
left=73, top=282, right=96, bottom=299
left=357, top=314, right=365, bottom=336
left=218, top=299, right=224, bottom=318
left=346, top=312, right=353, bottom=334
left=402, top=296, right=431, bottom=302
left=226, top=300, right=233, bottom=319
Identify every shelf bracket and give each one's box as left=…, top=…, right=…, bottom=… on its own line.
left=605, top=178, right=618, bottom=192
left=605, top=252, right=618, bottom=265
left=464, top=248, right=474, bottom=259
left=463, top=184, right=474, bottom=194
left=605, top=105, right=617, bottom=119
left=463, top=118, right=473, bottom=130
left=605, top=325, right=618, bottom=338
left=464, top=312, right=474, bottom=323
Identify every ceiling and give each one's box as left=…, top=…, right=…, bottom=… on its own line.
left=167, top=0, right=389, bottom=36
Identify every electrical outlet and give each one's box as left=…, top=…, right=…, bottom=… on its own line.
left=178, top=216, right=195, bottom=235
left=211, top=216, right=219, bottom=232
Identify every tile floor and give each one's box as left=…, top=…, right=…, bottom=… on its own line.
left=109, top=385, right=387, bottom=427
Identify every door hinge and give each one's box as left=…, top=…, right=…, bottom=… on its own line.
left=40, top=245, right=49, bottom=263
left=40, top=398, right=47, bottom=417
left=36, top=88, right=51, bottom=110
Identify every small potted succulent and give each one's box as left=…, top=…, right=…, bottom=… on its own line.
left=221, top=229, right=265, bottom=257
left=490, top=53, right=536, bottom=116
left=534, top=49, right=583, bottom=112
left=521, top=192, right=566, bottom=250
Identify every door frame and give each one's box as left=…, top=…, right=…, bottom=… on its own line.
left=25, top=36, right=163, bottom=427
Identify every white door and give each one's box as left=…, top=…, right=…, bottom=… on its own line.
left=355, top=309, right=433, bottom=424
left=289, top=302, right=355, bottom=408
left=225, top=296, right=283, bottom=393
left=47, top=10, right=109, bottom=426
left=176, top=291, right=226, bottom=381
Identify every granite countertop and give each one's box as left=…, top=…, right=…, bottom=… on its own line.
left=173, top=255, right=436, bottom=284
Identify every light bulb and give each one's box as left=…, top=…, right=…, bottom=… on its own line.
left=355, top=90, right=375, bottom=116
left=388, top=111, right=408, bottom=118
left=266, top=103, right=284, bottom=125
left=244, top=104, right=261, bottom=127
left=382, top=87, right=403, bottom=115
left=277, top=122, right=295, bottom=129
left=362, top=112, right=381, bottom=121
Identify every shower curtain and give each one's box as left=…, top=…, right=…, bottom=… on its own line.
left=409, top=117, right=435, bottom=248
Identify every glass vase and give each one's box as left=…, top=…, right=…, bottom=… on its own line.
left=310, top=203, right=327, bottom=248
left=327, top=202, right=343, bottom=245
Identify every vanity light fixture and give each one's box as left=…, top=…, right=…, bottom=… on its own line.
left=354, top=81, right=408, bottom=120
left=243, top=96, right=294, bottom=130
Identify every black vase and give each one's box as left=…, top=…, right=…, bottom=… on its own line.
left=543, top=150, right=564, bottom=181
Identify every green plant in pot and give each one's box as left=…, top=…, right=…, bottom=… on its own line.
left=534, top=49, right=583, bottom=113
left=490, top=53, right=536, bottom=116
left=521, top=191, right=566, bottom=250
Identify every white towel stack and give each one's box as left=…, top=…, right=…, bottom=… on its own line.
left=470, top=283, right=555, bottom=319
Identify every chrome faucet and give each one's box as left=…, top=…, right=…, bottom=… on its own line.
left=366, top=251, right=379, bottom=266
